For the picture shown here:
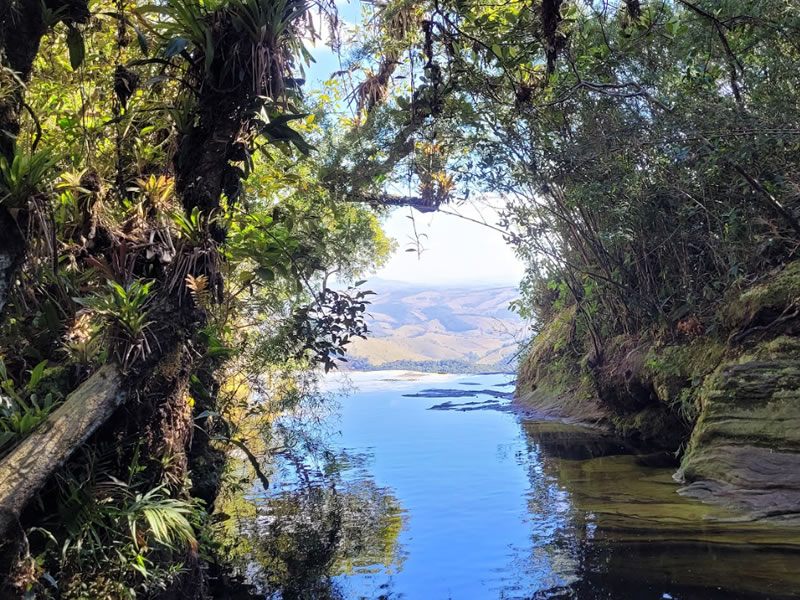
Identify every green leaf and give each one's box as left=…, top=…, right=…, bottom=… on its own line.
left=268, top=113, right=311, bottom=126
left=256, top=267, right=275, bottom=281
left=134, top=25, right=149, bottom=56
left=203, top=27, right=214, bottom=74
left=0, top=431, right=15, bottom=450
left=204, top=345, right=235, bottom=358
left=194, top=409, right=220, bottom=420
left=66, top=27, right=85, bottom=70
left=258, top=120, right=315, bottom=156
left=164, top=37, right=189, bottom=59
left=28, top=360, right=48, bottom=390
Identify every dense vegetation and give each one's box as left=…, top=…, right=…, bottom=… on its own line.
left=337, top=0, right=800, bottom=444
left=341, top=0, right=800, bottom=332
left=1, top=0, right=800, bottom=596
left=0, top=0, right=396, bottom=596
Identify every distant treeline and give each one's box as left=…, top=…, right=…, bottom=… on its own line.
left=343, top=357, right=516, bottom=374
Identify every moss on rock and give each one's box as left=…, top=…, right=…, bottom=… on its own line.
left=723, top=261, right=800, bottom=330
left=677, top=336, right=800, bottom=519
left=516, top=306, right=610, bottom=425
left=515, top=263, right=800, bottom=521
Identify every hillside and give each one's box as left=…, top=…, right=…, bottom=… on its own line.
left=344, top=281, right=526, bottom=373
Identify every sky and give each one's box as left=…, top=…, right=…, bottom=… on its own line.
left=376, top=205, right=526, bottom=286
left=304, top=2, right=526, bottom=288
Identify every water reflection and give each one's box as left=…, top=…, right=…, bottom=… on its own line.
left=521, top=421, right=800, bottom=599
left=236, top=449, right=407, bottom=600
left=234, top=373, right=800, bottom=600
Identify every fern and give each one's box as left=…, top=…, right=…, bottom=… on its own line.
left=129, top=485, right=198, bottom=551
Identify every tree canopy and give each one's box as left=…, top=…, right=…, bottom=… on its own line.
left=336, top=0, right=800, bottom=339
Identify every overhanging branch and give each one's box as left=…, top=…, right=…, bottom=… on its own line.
left=343, top=192, right=442, bottom=213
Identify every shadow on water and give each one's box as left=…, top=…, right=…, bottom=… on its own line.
left=226, top=375, right=800, bottom=600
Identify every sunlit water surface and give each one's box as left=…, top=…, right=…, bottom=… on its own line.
left=254, top=371, right=800, bottom=600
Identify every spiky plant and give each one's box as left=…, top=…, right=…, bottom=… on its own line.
left=185, top=274, right=211, bottom=311
left=0, top=147, right=60, bottom=208
left=78, top=280, right=155, bottom=370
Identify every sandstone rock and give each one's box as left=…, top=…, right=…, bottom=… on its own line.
left=677, top=347, right=800, bottom=522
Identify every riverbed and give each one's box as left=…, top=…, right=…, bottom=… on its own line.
left=248, top=371, right=800, bottom=599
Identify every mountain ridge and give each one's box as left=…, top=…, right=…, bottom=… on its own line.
left=343, top=282, right=526, bottom=373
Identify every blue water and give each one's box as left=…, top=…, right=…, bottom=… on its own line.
left=331, top=372, right=550, bottom=599
left=257, top=371, right=800, bottom=600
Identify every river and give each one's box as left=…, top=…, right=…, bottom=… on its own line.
left=241, top=371, right=800, bottom=599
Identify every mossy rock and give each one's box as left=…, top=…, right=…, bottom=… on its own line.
left=517, top=305, right=580, bottom=396
left=644, top=339, right=728, bottom=385
left=678, top=341, right=800, bottom=519
left=611, top=405, right=685, bottom=448
left=517, top=305, right=578, bottom=388
left=516, top=379, right=608, bottom=424
left=723, top=261, right=800, bottom=330
left=642, top=339, right=730, bottom=426
left=737, top=335, right=800, bottom=363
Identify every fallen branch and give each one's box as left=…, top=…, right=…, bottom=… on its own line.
left=0, top=364, right=124, bottom=538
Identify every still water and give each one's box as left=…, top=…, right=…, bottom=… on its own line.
left=250, top=371, right=800, bottom=600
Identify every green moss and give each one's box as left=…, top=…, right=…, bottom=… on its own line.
left=641, top=338, right=729, bottom=428
left=644, top=339, right=728, bottom=383
left=723, top=260, right=800, bottom=329
left=518, top=266, right=800, bottom=458
left=738, top=335, right=800, bottom=362
left=681, top=344, right=800, bottom=488
left=530, top=305, right=577, bottom=363
left=611, top=405, right=683, bottom=446
left=517, top=305, right=578, bottom=394
left=33, top=366, right=73, bottom=402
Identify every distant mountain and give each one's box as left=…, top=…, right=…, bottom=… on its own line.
left=343, top=281, right=527, bottom=373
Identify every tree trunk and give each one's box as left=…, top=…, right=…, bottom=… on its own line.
left=0, top=208, right=25, bottom=314
left=0, top=364, right=123, bottom=538
left=0, top=0, right=89, bottom=316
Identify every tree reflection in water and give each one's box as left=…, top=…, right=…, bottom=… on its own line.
left=216, top=380, right=800, bottom=600
left=223, top=446, right=407, bottom=600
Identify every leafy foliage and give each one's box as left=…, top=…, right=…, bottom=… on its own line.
left=0, top=0, right=393, bottom=594
left=77, top=280, right=154, bottom=370
left=29, top=447, right=203, bottom=598
left=344, top=0, right=800, bottom=343
left=291, top=285, right=375, bottom=372
left=0, top=148, right=60, bottom=208
left=0, top=360, right=62, bottom=455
